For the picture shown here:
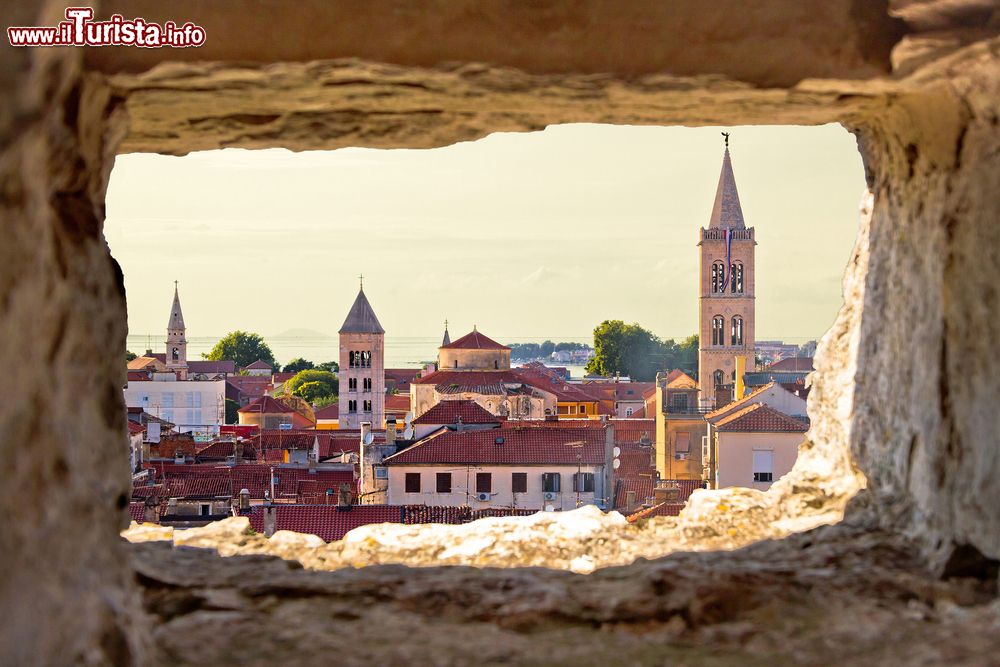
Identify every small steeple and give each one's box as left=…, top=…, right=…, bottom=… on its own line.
left=167, top=281, right=185, bottom=331
left=442, top=319, right=451, bottom=346
left=707, top=134, right=746, bottom=230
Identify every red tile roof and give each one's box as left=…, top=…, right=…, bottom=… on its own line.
left=272, top=372, right=296, bottom=383
left=246, top=359, right=274, bottom=370
left=244, top=504, right=539, bottom=542
left=127, top=421, right=146, bottom=435
left=411, top=369, right=527, bottom=386
left=706, top=381, right=779, bottom=420
left=238, top=396, right=295, bottom=414
left=128, top=501, right=160, bottom=523
left=188, top=360, right=237, bottom=375
left=247, top=505, right=403, bottom=542
left=385, top=368, right=420, bottom=391
left=628, top=406, right=647, bottom=418
left=613, top=383, right=656, bottom=401
left=385, top=426, right=606, bottom=466
left=714, top=403, right=809, bottom=433
left=766, top=357, right=814, bottom=372
left=149, top=462, right=354, bottom=500
left=384, top=393, right=411, bottom=413
left=411, top=399, right=499, bottom=426
left=314, top=403, right=340, bottom=420
left=127, top=371, right=150, bottom=382
left=440, top=330, right=509, bottom=351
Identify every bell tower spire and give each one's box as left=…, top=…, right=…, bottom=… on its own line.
left=698, top=138, right=756, bottom=408
left=165, top=281, right=188, bottom=379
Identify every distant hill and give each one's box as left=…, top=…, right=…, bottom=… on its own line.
left=269, top=328, right=334, bottom=340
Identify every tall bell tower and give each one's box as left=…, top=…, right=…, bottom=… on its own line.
left=165, top=281, right=188, bottom=380
left=338, top=277, right=385, bottom=429
left=698, top=136, right=756, bottom=407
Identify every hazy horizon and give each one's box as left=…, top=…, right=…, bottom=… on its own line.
left=106, top=123, right=865, bottom=351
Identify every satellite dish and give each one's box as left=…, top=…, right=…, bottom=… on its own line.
left=613, top=446, right=621, bottom=457
left=545, top=505, right=555, bottom=512
left=404, top=411, right=414, bottom=424
left=403, top=426, right=414, bottom=439
left=613, top=459, right=621, bottom=470
left=363, top=432, right=374, bottom=445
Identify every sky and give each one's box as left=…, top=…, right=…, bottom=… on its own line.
left=105, top=123, right=866, bottom=347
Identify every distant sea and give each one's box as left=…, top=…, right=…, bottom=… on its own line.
left=127, top=334, right=593, bottom=379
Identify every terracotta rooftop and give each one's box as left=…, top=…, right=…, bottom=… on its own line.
left=237, top=396, right=295, bottom=414
left=766, top=357, right=814, bottom=372
left=706, top=381, right=779, bottom=420
left=626, top=502, right=686, bottom=523
left=412, top=399, right=499, bottom=425
left=412, top=369, right=530, bottom=387
left=188, top=360, right=237, bottom=375
left=440, top=329, right=509, bottom=351
left=385, top=426, right=606, bottom=466
left=384, top=394, right=411, bottom=412
left=245, top=359, right=274, bottom=370
left=714, top=403, right=809, bottom=433
left=314, top=403, right=339, bottom=420
left=148, top=462, right=354, bottom=500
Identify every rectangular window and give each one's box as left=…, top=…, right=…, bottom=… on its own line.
left=753, top=450, right=774, bottom=483
left=348, top=378, right=357, bottom=392
left=511, top=472, right=527, bottom=493
left=405, top=472, right=421, bottom=493
left=363, top=377, right=372, bottom=393
left=436, top=472, right=452, bottom=493
left=675, top=432, right=691, bottom=453
left=200, top=504, right=210, bottom=516
left=374, top=466, right=388, bottom=480
left=572, top=472, right=595, bottom=492
left=363, top=400, right=372, bottom=413
left=671, top=392, right=689, bottom=410
left=476, top=472, right=492, bottom=493
left=161, top=392, right=174, bottom=408
left=542, top=472, right=561, bottom=493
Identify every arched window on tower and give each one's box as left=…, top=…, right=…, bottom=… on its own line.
left=712, top=315, right=725, bottom=346
left=711, top=261, right=725, bottom=294
left=733, top=262, right=744, bottom=293
left=731, top=316, right=744, bottom=346
left=713, top=369, right=725, bottom=388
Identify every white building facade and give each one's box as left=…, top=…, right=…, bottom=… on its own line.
left=123, top=378, right=226, bottom=436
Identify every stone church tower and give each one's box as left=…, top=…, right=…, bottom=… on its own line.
left=698, top=141, right=756, bottom=407
left=338, top=282, right=385, bottom=429
left=165, top=282, right=188, bottom=379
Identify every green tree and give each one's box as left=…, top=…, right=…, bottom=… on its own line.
left=586, top=321, right=698, bottom=381
left=315, top=360, right=340, bottom=373
left=125, top=350, right=137, bottom=362
left=224, top=398, right=241, bottom=424
left=283, top=357, right=315, bottom=373
left=286, top=369, right=338, bottom=401
left=204, top=331, right=276, bottom=369
left=314, top=395, right=338, bottom=410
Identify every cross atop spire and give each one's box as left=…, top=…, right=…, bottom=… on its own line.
left=721, top=131, right=730, bottom=148
left=358, top=273, right=364, bottom=290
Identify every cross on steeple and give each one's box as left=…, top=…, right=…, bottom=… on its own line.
left=174, top=279, right=178, bottom=289
left=358, top=273, right=364, bottom=290
left=722, top=131, right=730, bottom=148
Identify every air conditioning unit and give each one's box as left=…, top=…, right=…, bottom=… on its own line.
left=543, top=492, right=557, bottom=501
left=475, top=492, right=491, bottom=502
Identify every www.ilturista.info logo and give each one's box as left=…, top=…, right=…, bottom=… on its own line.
left=7, top=7, right=206, bottom=48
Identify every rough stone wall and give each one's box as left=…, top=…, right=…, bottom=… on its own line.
left=1, top=1, right=998, bottom=663
left=0, top=3, right=147, bottom=664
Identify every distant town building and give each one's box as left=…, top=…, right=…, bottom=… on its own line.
left=165, top=282, right=188, bottom=380
left=383, top=425, right=613, bottom=511
left=698, top=144, right=756, bottom=408
left=338, top=283, right=385, bottom=430
left=244, top=359, right=273, bottom=377
left=123, top=377, right=226, bottom=436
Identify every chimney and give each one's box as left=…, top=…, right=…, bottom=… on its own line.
left=143, top=495, right=160, bottom=524
left=233, top=440, right=243, bottom=464
left=174, top=451, right=185, bottom=465
left=386, top=418, right=397, bottom=444
left=654, top=481, right=681, bottom=504
left=238, top=488, right=250, bottom=511
left=454, top=415, right=464, bottom=432
left=145, top=348, right=153, bottom=356
left=337, top=482, right=352, bottom=510
left=165, top=497, right=178, bottom=517
left=360, top=421, right=372, bottom=444
left=263, top=495, right=276, bottom=537
left=307, top=450, right=317, bottom=474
